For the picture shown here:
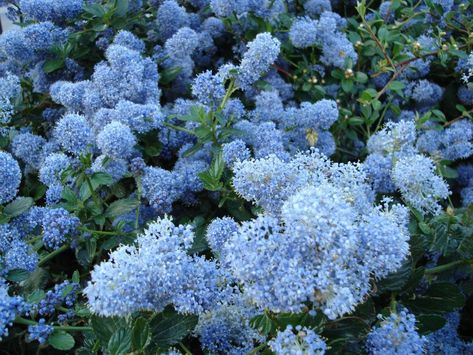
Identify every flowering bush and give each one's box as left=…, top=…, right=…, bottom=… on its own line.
left=0, top=0, right=473, bottom=353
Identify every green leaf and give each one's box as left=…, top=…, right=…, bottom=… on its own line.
left=26, top=290, right=45, bottom=304
left=72, top=270, right=80, bottom=283
left=114, top=0, right=129, bottom=17
left=377, top=259, right=412, bottom=292
left=91, top=172, right=114, bottom=187
left=341, top=79, right=354, bottom=93
left=132, top=317, right=150, bottom=351
left=105, top=197, right=140, bottom=218
left=150, top=311, right=198, bottom=348
left=108, top=329, right=131, bottom=355
left=83, top=3, right=106, bottom=17
left=43, top=58, right=65, bottom=73
left=48, top=331, right=75, bottom=351
left=416, top=314, right=447, bottom=334
left=323, top=317, right=370, bottom=340
left=403, top=282, right=465, bottom=314
left=6, top=269, right=30, bottom=283
left=3, top=197, right=34, bottom=218
left=91, top=316, right=127, bottom=346
left=250, top=313, right=275, bottom=335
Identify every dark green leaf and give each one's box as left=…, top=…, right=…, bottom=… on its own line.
left=6, top=269, right=30, bottom=282
left=132, top=317, right=150, bottom=351
left=114, top=0, right=129, bottom=17
left=403, top=282, right=465, bottom=314
left=416, top=314, right=447, bottom=334
left=250, top=313, right=275, bottom=335
left=91, top=316, right=127, bottom=346
left=150, top=312, right=198, bottom=348
left=377, top=260, right=412, bottom=292
left=43, top=59, right=65, bottom=73
left=48, top=331, right=75, bottom=351
left=105, top=198, right=140, bottom=218
left=3, top=197, right=34, bottom=218
left=108, top=328, right=131, bottom=355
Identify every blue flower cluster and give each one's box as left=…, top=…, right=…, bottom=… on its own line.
left=227, top=150, right=410, bottom=318
left=365, top=309, right=427, bottom=354
left=269, top=325, right=327, bottom=354
left=85, top=216, right=230, bottom=316
left=0, top=281, right=29, bottom=339
left=0, top=0, right=472, bottom=352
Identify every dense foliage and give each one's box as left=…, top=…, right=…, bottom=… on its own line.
left=0, top=0, right=473, bottom=353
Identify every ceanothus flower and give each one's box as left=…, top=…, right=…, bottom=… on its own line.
left=54, top=113, right=92, bottom=156
left=222, top=139, right=251, bottom=167
left=392, top=154, right=450, bottom=215
left=206, top=217, right=239, bottom=256
left=27, top=319, right=53, bottom=344
left=0, top=152, right=21, bottom=205
left=425, top=312, right=473, bottom=354
left=269, top=325, right=327, bottom=354
left=366, top=309, right=427, bottom=354
left=39, top=153, right=71, bottom=187
left=0, top=224, right=38, bottom=274
left=141, top=166, right=180, bottom=213
left=19, top=0, right=83, bottom=23
left=236, top=33, right=281, bottom=91
left=210, top=0, right=249, bottom=17
left=194, top=293, right=262, bottom=354
left=113, top=30, right=145, bottom=53
left=156, top=0, right=190, bottom=41
left=97, top=121, right=137, bottom=159
left=289, top=17, right=318, bottom=49
left=191, top=70, right=225, bottom=107
left=304, top=0, right=332, bottom=16
left=0, top=281, right=30, bottom=340
left=85, top=216, right=229, bottom=316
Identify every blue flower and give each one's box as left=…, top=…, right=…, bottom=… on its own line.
left=366, top=309, right=427, bottom=354
left=289, top=17, right=318, bottom=48
left=191, top=70, right=225, bottom=107
left=85, top=216, right=229, bottom=316
left=222, top=140, right=250, bottom=167
left=28, top=319, right=53, bottom=344
left=269, top=325, right=327, bottom=354
left=39, top=153, right=71, bottom=187
left=54, top=113, right=92, bottom=156
left=97, top=121, right=137, bottom=159
left=156, top=0, right=190, bottom=41
left=392, top=154, right=450, bottom=215
left=236, top=33, right=281, bottom=91
left=0, top=152, right=21, bottom=204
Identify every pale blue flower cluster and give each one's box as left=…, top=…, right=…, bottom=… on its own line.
left=365, top=309, right=427, bottom=354
left=229, top=150, right=410, bottom=318
left=222, top=140, right=251, bottom=167
left=191, top=70, right=226, bottom=107
left=0, top=73, right=20, bottom=124
left=29, top=207, right=79, bottom=250
left=0, top=281, right=29, bottom=339
left=85, top=216, right=230, bottom=316
left=54, top=114, right=92, bottom=156
left=236, top=33, right=281, bottom=91
left=19, top=0, right=83, bottom=23
left=27, top=318, right=53, bottom=344
left=0, top=224, right=38, bottom=274
left=194, top=293, right=262, bottom=354
left=0, top=152, right=21, bottom=205
left=96, top=121, right=137, bottom=159
left=289, top=11, right=356, bottom=68
left=269, top=325, right=327, bottom=354
left=392, top=154, right=450, bottom=215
